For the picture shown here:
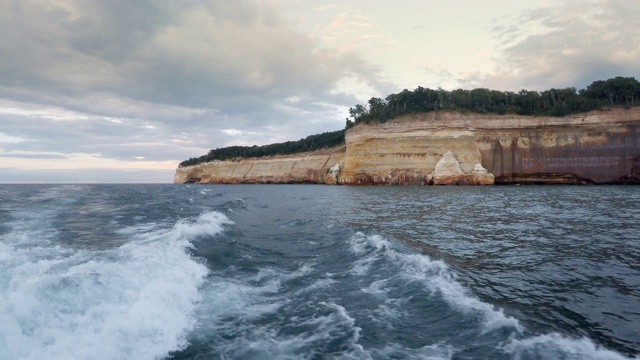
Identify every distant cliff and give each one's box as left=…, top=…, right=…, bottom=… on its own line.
left=174, top=147, right=345, bottom=185
left=175, top=107, right=640, bottom=185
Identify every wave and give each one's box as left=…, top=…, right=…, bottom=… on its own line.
left=348, top=232, right=521, bottom=333
left=348, top=232, right=639, bottom=360
left=0, top=210, right=231, bottom=360
left=187, top=261, right=372, bottom=359
left=371, top=343, right=453, bottom=360
left=502, top=333, right=640, bottom=360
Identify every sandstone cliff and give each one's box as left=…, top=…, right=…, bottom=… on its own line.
left=174, top=147, right=345, bottom=184
left=175, top=107, right=640, bottom=185
left=340, top=107, right=640, bottom=185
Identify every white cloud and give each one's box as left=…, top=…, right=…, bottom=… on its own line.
left=0, top=132, right=28, bottom=144
left=461, top=0, right=640, bottom=91
left=313, top=5, right=337, bottom=12
left=221, top=129, right=259, bottom=136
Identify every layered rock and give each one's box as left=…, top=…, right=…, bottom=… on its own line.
left=175, top=147, right=345, bottom=184
left=175, top=107, right=640, bottom=185
left=339, top=107, right=640, bottom=185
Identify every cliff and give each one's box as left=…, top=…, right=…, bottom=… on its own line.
left=175, top=107, right=640, bottom=185
left=174, top=147, right=345, bottom=184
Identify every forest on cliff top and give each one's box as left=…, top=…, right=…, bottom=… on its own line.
left=345, top=76, right=640, bottom=128
left=180, top=76, right=639, bottom=167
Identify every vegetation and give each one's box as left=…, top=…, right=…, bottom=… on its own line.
left=346, top=76, right=640, bottom=126
left=181, top=76, right=640, bottom=167
left=179, top=130, right=345, bottom=167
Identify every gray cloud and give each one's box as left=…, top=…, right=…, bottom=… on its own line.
left=0, top=0, right=375, bottom=108
left=0, top=168, right=174, bottom=184
left=460, top=0, right=640, bottom=91
left=0, top=0, right=381, bottom=182
left=0, top=153, right=69, bottom=160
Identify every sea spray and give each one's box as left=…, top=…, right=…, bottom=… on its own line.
left=0, top=210, right=231, bottom=360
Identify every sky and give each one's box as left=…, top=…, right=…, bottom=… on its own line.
left=0, top=0, right=638, bottom=183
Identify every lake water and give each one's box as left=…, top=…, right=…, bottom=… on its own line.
left=1, top=184, right=639, bottom=359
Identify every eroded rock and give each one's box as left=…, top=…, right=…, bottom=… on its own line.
left=469, top=163, right=495, bottom=185
left=326, top=164, right=341, bottom=185
left=431, top=151, right=468, bottom=185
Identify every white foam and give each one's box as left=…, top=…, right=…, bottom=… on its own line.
left=197, top=277, right=284, bottom=323
left=191, top=262, right=370, bottom=359
left=373, top=343, right=454, bottom=360
left=349, top=233, right=388, bottom=276
left=502, top=333, right=640, bottom=360
left=399, top=252, right=522, bottom=332
left=348, top=233, right=640, bottom=358
left=0, top=211, right=231, bottom=360
left=349, top=232, right=523, bottom=333
left=361, top=279, right=390, bottom=295
left=239, top=302, right=369, bottom=359
left=191, top=265, right=304, bottom=339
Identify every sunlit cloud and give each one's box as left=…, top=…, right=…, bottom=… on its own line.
left=461, top=0, right=640, bottom=91
left=221, top=129, right=259, bottom=136
left=313, top=5, right=337, bottom=12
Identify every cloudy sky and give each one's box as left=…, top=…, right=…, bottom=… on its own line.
left=1, top=0, right=638, bottom=183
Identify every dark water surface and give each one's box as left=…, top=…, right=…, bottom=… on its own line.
left=0, top=184, right=639, bottom=359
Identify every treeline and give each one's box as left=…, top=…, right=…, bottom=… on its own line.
left=346, top=76, right=640, bottom=127
left=179, top=130, right=345, bottom=167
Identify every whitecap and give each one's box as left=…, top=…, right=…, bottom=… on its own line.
left=348, top=233, right=388, bottom=276
left=372, top=342, right=454, bottom=360
left=348, top=232, right=523, bottom=333
left=0, top=210, right=231, bottom=360
left=502, top=332, right=640, bottom=360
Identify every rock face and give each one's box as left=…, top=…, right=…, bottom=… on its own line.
left=339, top=119, right=482, bottom=185
left=339, top=107, right=640, bottom=185
left=325, top=164, right=341, bottom=185
left=431, top=151, right=467, bottom=185
left=469, top=163, right=495, bottom=185
left=174, top=147, right=345, bottom=184
left=175, top=107, right=640, bottom=185
left=425, top=152, right=494, bottom=185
